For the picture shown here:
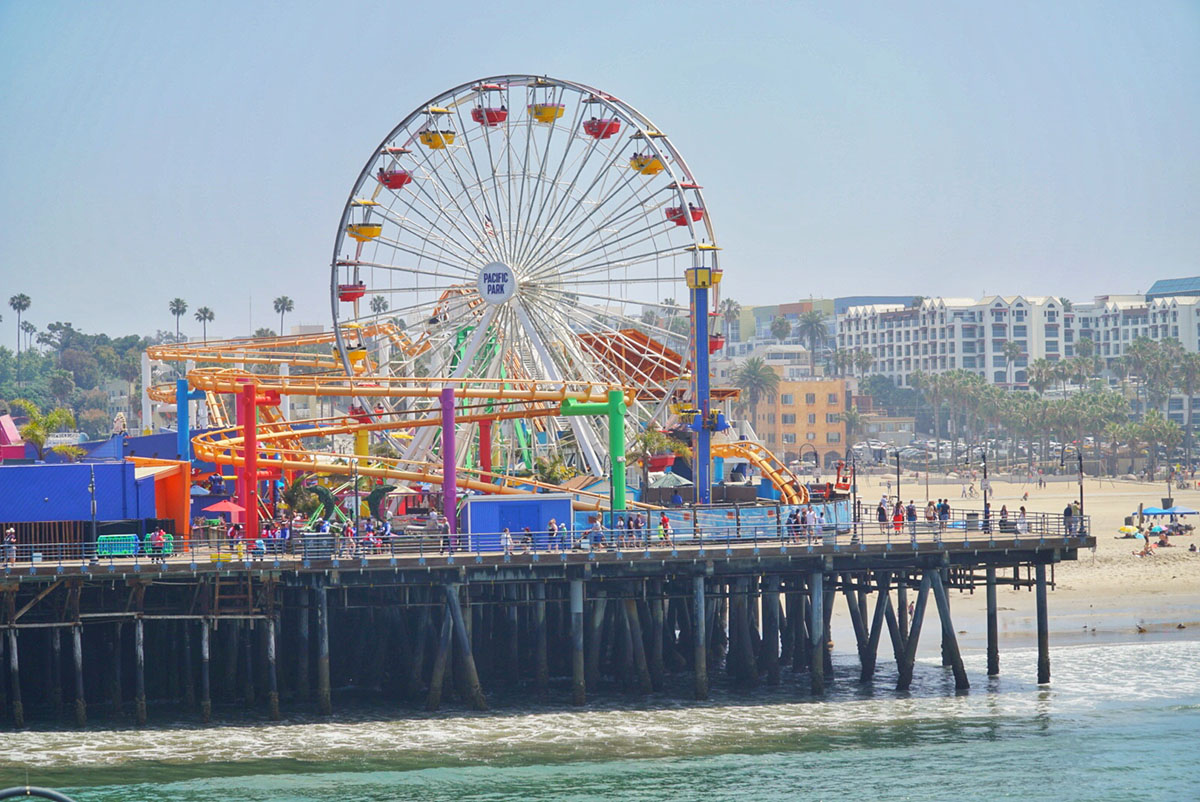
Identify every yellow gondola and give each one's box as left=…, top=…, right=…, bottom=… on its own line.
left=628, top=153, right=665, bottom=175
left=420, top=130, right=456, bottom=150
left=528, top=103, right=565, bottom=124
left=346, top=223, right=382, bottom=242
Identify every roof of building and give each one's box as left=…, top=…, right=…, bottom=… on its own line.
left=1146, top=277, right=1200, bottom=298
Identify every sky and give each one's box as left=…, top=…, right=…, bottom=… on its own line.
left=1, top=1, right=1197, bottom=341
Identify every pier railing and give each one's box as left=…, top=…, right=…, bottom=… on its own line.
left=1, top=508, right=1090, bottom=573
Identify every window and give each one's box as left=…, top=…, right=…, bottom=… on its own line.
left=805, top=393, right=816, bottom=404
left=808, top=413, right=816, bottom=424
left=827, top=393, right=838, bottom=404
left=826, top=432, right=841, bottom=443
left=826, top=412, right=840, bottom=423
left=768, top=413, right=776, bottom=423
left=781, top=413, right=796, bottom=424
left=1013, top=325, right=1027, bottom=337
left=806, top=432, right=816, bottom=441
left=782, top=433, right=797, bottom=445
left=1046, top=341, right=1059, bottom=353
left=780, top=393, right=794, bottom=405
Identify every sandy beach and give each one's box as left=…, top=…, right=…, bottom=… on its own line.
left=857, top=471, right=1200, bottom=646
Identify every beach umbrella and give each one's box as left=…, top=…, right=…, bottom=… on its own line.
left=1139, top=506, right=1170, bottom=516
left=1165, top=506, right=1197, bottom=515
left=203, top=500, right=245, bottom=513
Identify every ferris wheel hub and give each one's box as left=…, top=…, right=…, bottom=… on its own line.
left=477, top=261, right=518, bottom=305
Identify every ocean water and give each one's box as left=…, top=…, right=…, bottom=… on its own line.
left=0, top=638, right=1195, bottom=801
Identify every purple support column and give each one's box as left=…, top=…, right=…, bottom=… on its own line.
left=440, top=387, right=457, bottom=535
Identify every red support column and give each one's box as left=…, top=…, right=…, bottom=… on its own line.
left=239, top=380, right=260, bottom=542
left=479, top=419, right=493, bottom=479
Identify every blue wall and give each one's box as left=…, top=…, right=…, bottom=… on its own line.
left=0, top=462, right=153, bottom=523
left=461, top=495, right=574, bottom=550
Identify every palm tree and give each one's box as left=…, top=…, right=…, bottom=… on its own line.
left=8, top=399, right=75, bottom=460
left=1178, top=352, right=1200, bottom=465
left=194, top=307, right=215, bottom=342
left=853, top=348, right=875, bottom=378
left=795, top=310, right=827, bottom=374
left=1002, top=340, right=1022, bottom=386
left=168, top=298, right=188, bottom=341
left=769, top=315, right=791, bottom=344
left=273, top=295, right=294, bottom=336
left=1028, top=358, right=1055, bottom=397
left=836, top=406, right=865, bottom=457
left=733, top=357, right=779, bottom=426
left=19, top=320, right=35, bottom=353
left=9, top=293, right=30, bottom=383
left=370, top=295, right=389, bottom=316
left=719, top=297, right=741, bottom=350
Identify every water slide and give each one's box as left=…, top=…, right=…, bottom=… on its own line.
left=710, top=440, right=810, bottom=505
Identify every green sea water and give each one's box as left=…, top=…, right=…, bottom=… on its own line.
left=1, top=638, right=1195, bottom=801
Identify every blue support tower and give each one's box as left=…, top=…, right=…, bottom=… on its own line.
left=685, top=266, right=725, bottom=505
left=175, top=378, right=206, bottom=463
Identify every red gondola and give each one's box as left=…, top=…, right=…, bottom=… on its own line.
left=472, top=106, right=508, bottom=126
left=338, top=282, right=366, bottom=302
left=708, top=333, right=726, bottom=353
left=666, top=204, right=705, bottom=226
left=377, top=168, right=412, bottom=189
left=583, top=118, right=621, bottom=139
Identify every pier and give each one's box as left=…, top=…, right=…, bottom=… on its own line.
left=0, top=511, right=1092, bottom=728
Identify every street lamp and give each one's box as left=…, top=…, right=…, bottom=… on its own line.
left=88, top=464, right=98, bottom=555
left=350, top=458, right=360, bottom=533
left=890, top=449, right=901, bottom=503
left=1060, top=443, right=1084, bottom=536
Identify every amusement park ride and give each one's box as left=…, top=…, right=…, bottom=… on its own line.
left=144, top=74, right=815, bottom=541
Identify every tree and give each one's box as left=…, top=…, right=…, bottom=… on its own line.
left=1058, top=297, right=1074, bottom=312
left=533, top=454, right=577, bottom=486
left=769, top=315, right=791, bottom=344
left=254, top=327, right=277, bottom=338
left=1028, top=358, right=1055, bottom=397
left=194, top=306, right=214, bottom=342
left=1002, top=340, right=1023, bottom=386
left=733, top=357, right=779, bottom=426
left=9, top=293, right=30, bottom=383
left=168, top=298, right=188, bottom=341
left=626, top=428, right=692, bottom=492
left=1178, top=352, right=1200, bottom=465
left=19, top=320, right=35, bottom=353
left=369, top=295, right=389, bottom=316
left=909, top=296, right=926, bottom=308
left=719, top=297, right=741, bottom=349
left=8, top=398, right=75, bottom=460
left=853, top=348, right=875, bottom=378
left=273, top=295, right=294, bottom=336
left=836, top=406, right=864, bottom=457
left=795, top=310, right=828, bottom=374
left=48, top=370, right=75, bottom=405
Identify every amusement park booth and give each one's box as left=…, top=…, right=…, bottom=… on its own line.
left=460, top=493, right=574, bottom=551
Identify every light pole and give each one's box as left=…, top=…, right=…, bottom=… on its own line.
left=890, top=449, right=902, bottom=503
left=350, top=458, right=360, bottom=533
left=1061, top=443, right=1084, bottom=535
left=797, top=443, right=819, bottom=487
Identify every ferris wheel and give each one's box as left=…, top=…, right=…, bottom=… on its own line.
left=329, top=74, right=718, bottom=476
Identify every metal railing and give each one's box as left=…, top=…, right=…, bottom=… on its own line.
left=1, top=509, right=1091, bottom=574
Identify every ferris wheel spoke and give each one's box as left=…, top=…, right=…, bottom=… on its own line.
left=548, top=243, right=692, bottom=282
left=374, top=193, right=488, bottom=267
left=409, top=138, right=502, bottom=265
left=451, top=105, right=509, bottom=260
left=433, top=125, right=508, bottom=263
left=526, top=284, right=687, bottom=344
left=402, top=168, right=498, bottom=265
left=525, top=215, right=669, bottom=283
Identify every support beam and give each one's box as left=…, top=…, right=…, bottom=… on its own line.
left=896, top=571, right=933, bottom=691
left=622, top=598, right=653, bottom=695
left=316, top=584, right=332, bottom=715
left=763, top=576, right=780, bottom=685
left=181, top=620, right=195, bottom=710
left=585, top=589, right=606, bottom=693
left=534, top=583, right=549, bottom=694
left=425, top=608, right=453, bottom=712
left=986, top=566, right=999, bottom=677
left=649, top=580, right=665, bottom=692
left=446, top=584, right=487, bottom=710
left=861, top=572, right=891, bottom=682
left=134, top=618, right=147, bottom=725
left=108, top=622, right=123, bottom=716
left=929, top=570, right=969, bottom=690
left=241, top=622, right=255, bottom=705
left=50, top=628, right=63, bottom=719
left=693, top=575, right=708, bottom=700
left=842, top=575, right=869, bottom=678
left=570, top=578, right=586, bottom=705
left=266, top=617, right=280, bottom=720
left=8, top=628, right=23, bottom=728
left=1036, top=562, right=1050, bottom=685
left=297, top=592, right=311, bottom=701
left=809, top=571, right=824, bottom=694
left=200, top=621, right=212, bottom=723
left=72, top=625, right=86, bottom=728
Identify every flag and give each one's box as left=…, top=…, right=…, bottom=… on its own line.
left=483, top=215, right=496, bottom=237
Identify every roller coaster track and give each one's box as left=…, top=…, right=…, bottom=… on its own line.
left=710, top=440, right=810, bottom=505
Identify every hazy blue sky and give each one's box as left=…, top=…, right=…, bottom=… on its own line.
left=2, top=1, right=1197, bottom=340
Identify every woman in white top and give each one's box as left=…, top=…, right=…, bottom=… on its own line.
left=1016, top=506, right=1029, bottom=535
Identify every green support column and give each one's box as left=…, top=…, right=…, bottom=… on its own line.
left=560, top=389, right=628, bottom=509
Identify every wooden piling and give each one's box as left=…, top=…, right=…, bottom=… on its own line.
left=72, top=624, right=86, bottom=728
left=316, top=583, right=332, bottom=715
left=134, top=618, right=147, bottom=725
left=241, top=622, right=256, bottom=705
left=569, top=578, right=586, bottom=705
left=532, top=582, right=549, bottom=693
left=842, top=575, right=869, bottom=679
left=986, top=566, right=999, bottom=677
left=181, top=620, right=195, bottom=710
left=1036, top=562, right=1050, bottom=685
left=425, top=607, right=453, bottom=712
left=649, top=580, right=666, bottom=691
left=693, top=575, right=708, bottom=700
left=50, top=628, right=63, bottom=719
left=809, top=571, right=824, bottom=694
left=446, top=584, right=487, bottom=710
left=266, top=617, right=280, bottom=720
left=939, top=569, right=954, bottom=668
left=861, top=572, right=890, bottom=682
left=108, top=622, right=122, bottom=715
left=763, top=576, right=780, bottom=685
left=296, top=591, right=310, bottom=701
left=897, top=580, right=909, bottom=641
left=929, top=570, right=969, bottom=690
left=896, top=571, right=933, bottom=691
left=200, top=620, right=212, bottom=723
left=622, top=597, right=653, bottom=695
left=8, top=628, right=23, bottom=728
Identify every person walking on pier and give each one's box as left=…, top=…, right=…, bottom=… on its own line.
left=546, top=518, right=560, bottom=552
left=892, top=502, right=904, bottom=535
left=906, top=500, right=918, bottom=540
left=501, top=527, right=513, bottom=555
left=1063, top=502, right=1075, bottom=536
left=924, top=500, right=937, bottom=533
left=5, top=527, right=16, bottom=566
left=876, top=500, right=888, bottom=535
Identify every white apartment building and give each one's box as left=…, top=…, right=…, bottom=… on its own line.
left=839, top=293, right=1200, bottom=390
left=838, top=295, right=1070, bottom=389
